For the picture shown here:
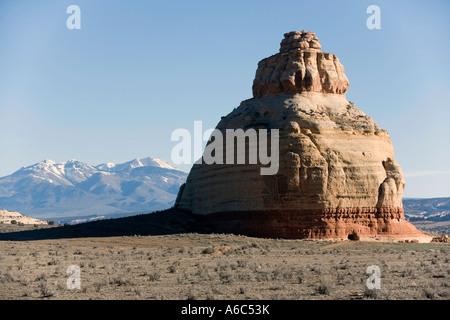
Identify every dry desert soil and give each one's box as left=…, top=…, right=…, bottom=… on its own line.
left=0, top=215, right=448, bottom=300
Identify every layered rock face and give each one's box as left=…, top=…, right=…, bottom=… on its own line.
left=175, top=31, right=430, bottom=242
left=253, top=31, right=349, bottom=97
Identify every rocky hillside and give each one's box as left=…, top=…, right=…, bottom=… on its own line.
left=403, top=198, right=450, bottom=221
left=403, top=197, right=450, bottom=234
left=0, top=209, right=48, bottom=225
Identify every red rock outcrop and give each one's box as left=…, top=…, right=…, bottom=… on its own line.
left=175, top=31, right=431, bottom=242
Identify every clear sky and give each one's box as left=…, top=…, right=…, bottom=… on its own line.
left=0, top=0, right=449, bottom=198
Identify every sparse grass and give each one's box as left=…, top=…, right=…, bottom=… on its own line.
left=93, top=279, right=108, bottom=292
left=109, top=276, right=131, bottom=287
left=423, top=286, right=438, bottom=299
left=148, top=272, right=161, bottom=282
left=201, top=246, right=215, bottom=254
left=0, top=233, right=447, bottom=300
left=167, top=265, right=177, bottom=273
left=37, top=280, right=54, bottom=298
left=1, top=272, right=15, bottom=283
left=316, top=282, right=331, bottom=295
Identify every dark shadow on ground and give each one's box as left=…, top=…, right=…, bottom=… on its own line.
left=0, top=209, right=212, bottom=241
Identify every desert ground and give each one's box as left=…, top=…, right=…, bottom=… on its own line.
left=0, top=224, right=448, bottom=300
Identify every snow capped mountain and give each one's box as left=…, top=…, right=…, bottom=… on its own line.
left=0, top=157, right=187, bottom=220
left=11, top=159, right=98, bottom=186
left=97, top=157, right=179, bottom=172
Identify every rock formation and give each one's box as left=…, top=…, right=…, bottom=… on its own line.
left=0, top=209, right=48, bottom=225
left=253, top=31, right=349, bottom=97
left=175, top=31, right=430, bottom=242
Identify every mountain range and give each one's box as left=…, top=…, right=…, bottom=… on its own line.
left=0, top=157, right=187, bottom=222
left=402, top=197, right=450, bottom=234
left=403, top=197, right=450, bottom=222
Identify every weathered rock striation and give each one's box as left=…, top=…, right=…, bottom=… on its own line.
left=253, top=31, right=349, bottom=97
left=175, top=31, right=430, bottom=242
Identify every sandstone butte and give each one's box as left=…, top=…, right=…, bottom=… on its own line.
left=175, top=31, right=431, bottom=243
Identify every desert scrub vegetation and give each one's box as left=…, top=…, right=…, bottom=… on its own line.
left=0, top=233, right=448, bottom=299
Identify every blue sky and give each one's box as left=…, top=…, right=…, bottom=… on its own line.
left=0, top=0, right=449, bottom=198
